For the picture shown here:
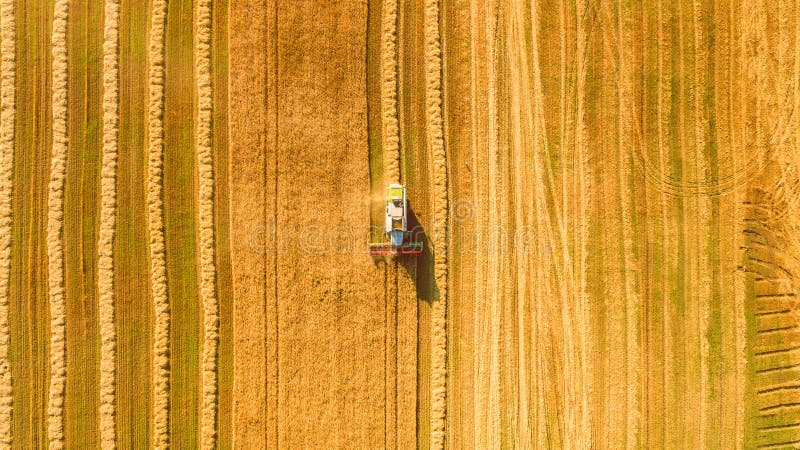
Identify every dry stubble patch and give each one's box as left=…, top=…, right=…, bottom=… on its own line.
left=47, top=0, right=69, bottom=447
left=195, top=0, right=218, bottom=447
left=99, top=0, right=120, bottom=446
left=0, top=0, right=14, bottom=444
left=148, top=0, right=169, bottom=447
left=424, top=0, right=448, bottom=447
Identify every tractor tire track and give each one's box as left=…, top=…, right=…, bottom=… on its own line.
left=424, top=0, right=448, bottom=447
left=46, top=0, right=69, bottom=446
left=745, top=201, right=800, bottom=447
left=195, top=0, right=218, bottom=447
left=504, top=2, right=530, bottom=445
left=0, top=0, right=13, bottom=444
left=526, top=1, right=590, bottom=445
left=147, top=0, right=169, bottom=446
left=98, top=0, right=120, bottom=447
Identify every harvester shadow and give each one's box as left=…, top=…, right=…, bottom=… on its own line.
left=399, top=204, right=437, bottom=303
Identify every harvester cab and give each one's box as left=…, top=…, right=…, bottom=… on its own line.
left=370, top=184, right=423, bottom=256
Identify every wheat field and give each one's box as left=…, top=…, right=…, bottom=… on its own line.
left=2, top=0, right=800, bottom=448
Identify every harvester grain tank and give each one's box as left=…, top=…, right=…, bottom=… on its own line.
left=369, top=184, right=423, bottom=256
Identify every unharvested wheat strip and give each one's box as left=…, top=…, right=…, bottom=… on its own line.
left=148, top=0, right=170, bottom=447
left=195, top=0, right=218, bottom=448
left=0, top=0, right=14, bottom=444
left=424, top=0, right=448, bottom=447
left=99, top=0, right=120, bottom=446
left=381, top=0, right=400, bottom=182
left=47, top=1, right=69, bottom=447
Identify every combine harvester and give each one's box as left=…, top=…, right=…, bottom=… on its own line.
left=370, top=184, right=423, bottom=256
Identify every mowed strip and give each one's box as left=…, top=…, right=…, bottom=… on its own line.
left=439, top=0, right=487, bottom=446
left=397, top=0, right=434, bottom=445
left=116, top=0, right=152, bottom=445
left=63, top=0, right=101, bottom=446
left=10, top=0, right=51, bottom=445
left=163, top=0, right=200, bottom=446
left=211, top=0, right=233, bottom=447
left=371, top=0, right=417, bottom=445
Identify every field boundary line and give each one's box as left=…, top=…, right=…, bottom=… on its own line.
left=424, top=0, right=448, bottom=447
left=196, top=0, right=218, bottom=447
left=47, top=0, right=69, bottom=446
left=0, top=0, right=14, bottom=444
left=99, top=0, right=121, bottom=446
left=148, top=1, right=170, bottom=447
left=382, top=0, right=400, bottom=183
